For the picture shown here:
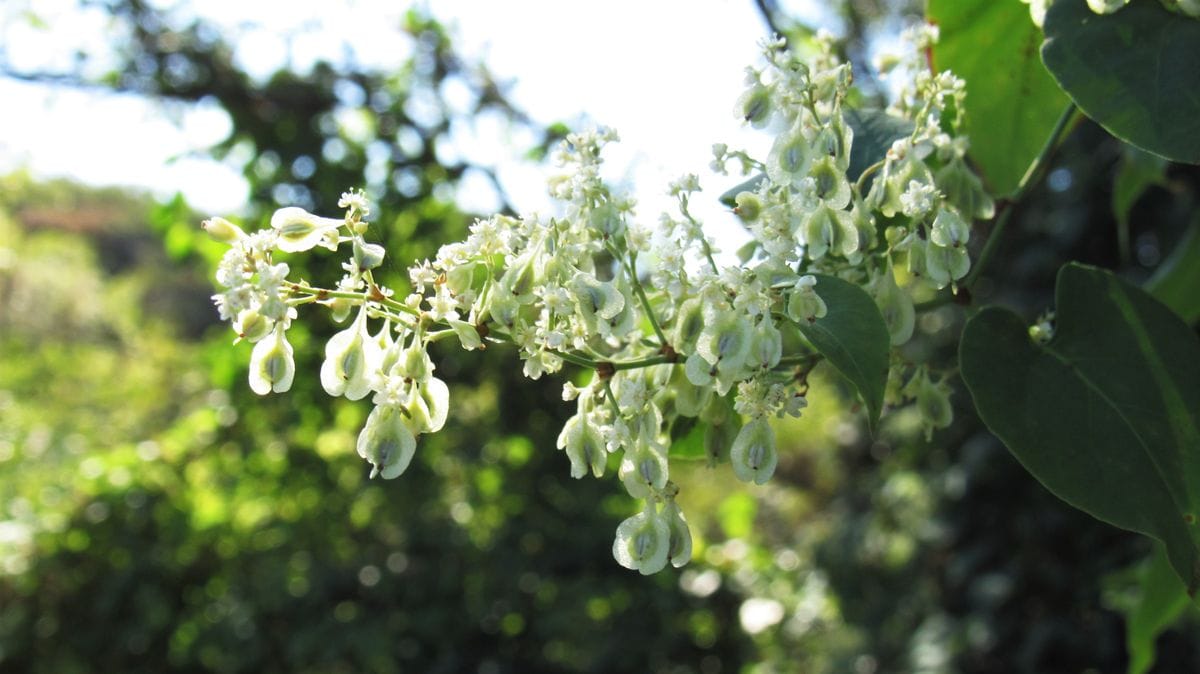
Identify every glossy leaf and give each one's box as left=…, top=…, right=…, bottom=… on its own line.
left=843, top=108, right=912, bottom=188
left=928, top=0, right=1071, bottom=195
left=961, top=263, right=1200, bottom=592
left=1042, top=0, right=1200, bottom=164
left=797, top=274, right=890, bottom=431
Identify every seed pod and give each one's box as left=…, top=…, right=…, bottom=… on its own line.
left=730, top=418, right=777, bottom=485
left=248, top=324, right=295, bottom=395
left=357, top=405, right=417, bottom=479
left=612, top=504, right=671, bottom=575
left=664, top=501, right=693, bottom=568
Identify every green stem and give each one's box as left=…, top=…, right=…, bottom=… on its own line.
left=611, top=355, right=674, bottom=372
left=965, top=102, right=1078, bottom=290
left=610, top=244, right=670, bottom=349
left=681, top=194, right=720, bottom=274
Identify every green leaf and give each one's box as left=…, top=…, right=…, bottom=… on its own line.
left=1042, top=0, right=1200, bottom=164
left=667, top=416, right=707, bottom=461
left=961, top=263, right=1200, bottom=592
left=1125, top=544, right=1192, bottom=674
left=1113, top=145, right=1167, bottom=229
left=797, top=274, right=890, bottom=432
left=1145, top=217, right=1200, bottom=325
left=928, top=0, right=1071, bottom=196
left=843, top=108, right=912, bottom=187
left=718, top=174, right=764, bottom=209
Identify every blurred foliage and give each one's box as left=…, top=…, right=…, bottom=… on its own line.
left=2, top=2, right=1200, bottom=674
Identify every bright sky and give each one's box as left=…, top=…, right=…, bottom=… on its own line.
left=0, top=0, right=833, bottom=252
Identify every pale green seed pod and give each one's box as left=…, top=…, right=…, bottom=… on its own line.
left=619, top=442, right=669, bottom=499
left=749, top=318, right=782, bottom=371
left=809, top=156, right=851, bottom=209
left=873, top=267, right=915, bottom=346
left=320, top=307, right=380, bottom=400
left=671, top=367, right=712, bottom=418
left=925, top=243, right=971, bottom=287
left=704, top=416, right=741, bottom=466
left=786, top=275, right=827, bottom=324
left=248, top=324, right=294, bottom=395
left=730, top=418, right=778, bottom=485
left=930, top=208, right=971, bottom=249
left=404, top=376, right=449, bottom=434
left=736, top=84, right=772, bottom=128
left=357, top=405, right=416, bottom=479
left=612, top=504, right=671, bottom=575
left=767, top=127, right=810, bottom=184
left=234, top=308, right=271, bottom=343
left=352, top=239, right=386, bottom=270
left=935, top=159, right=995, bottom=220
left=664, top=501, right=693, bottom=568
left=556, top=414, right=608, bottom=478
left=673, top=297, right=706, bottom=354
left=697, top=311, right=752, bottom=372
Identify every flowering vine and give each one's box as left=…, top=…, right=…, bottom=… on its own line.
left=205, top=28, right=990, bottom=574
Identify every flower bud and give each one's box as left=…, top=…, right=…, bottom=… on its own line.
left=357, top=405, right=416, bottom=479
left=612, top=504, right=671, bottom=575
left=271, top=206, right=343, bottom=253
left=202, top=216, right=246, bottom=244
left=730, top=418, right=777, bottom=485
left=248, top=325, right=294, bottom=395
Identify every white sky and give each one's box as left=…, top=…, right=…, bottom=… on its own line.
left=0, top=0, right=833, bottom=252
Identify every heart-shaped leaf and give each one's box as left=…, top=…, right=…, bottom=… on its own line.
left=961, top=263, right=1200, bottom=591
left=928, top=0, right=1071, bottom=195
left=798, top=274, right=890, bottom=432
left=1042, top=0, right=1200, bottom=164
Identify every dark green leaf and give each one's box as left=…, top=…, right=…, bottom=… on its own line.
left=961, top=263, right=1200, bottom=591
left=1042, top=0, right=1200, bottom=164
left=718, top=174, right=764, bottom=208
left=928, top=0, right=1071, bottom=195
left=1145, top=218, right=1200, bottom=325
left=1113, top=145, right=1167, bottom=230
left=798, top=274, right=890, bottom=432
left=1125, top=544, right=1192, bottom=674
left=844, top=108, right=912, bottom=187
left=668, top=416, right=707, bottom=461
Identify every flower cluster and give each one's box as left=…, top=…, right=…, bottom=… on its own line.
left=205, top=29, right=987, bottom=573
